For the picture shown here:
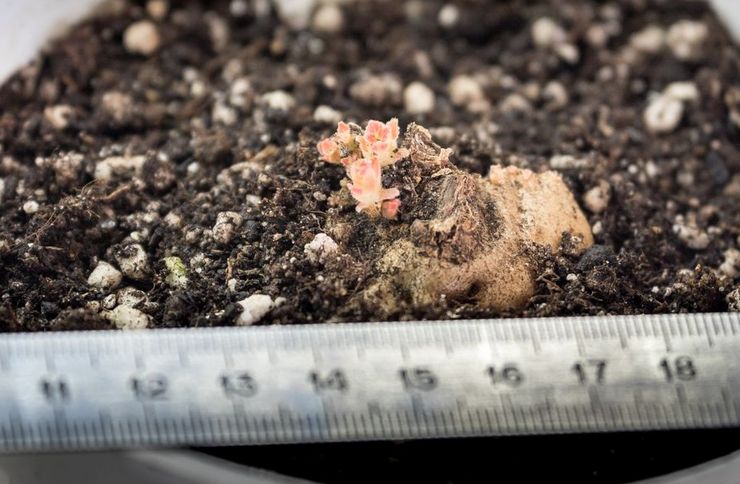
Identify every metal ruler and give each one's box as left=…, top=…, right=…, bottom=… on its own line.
left=0, top=312, right=739, bottom=452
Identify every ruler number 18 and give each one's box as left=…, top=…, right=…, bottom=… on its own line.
left=659, top=356, right=697, bottom=382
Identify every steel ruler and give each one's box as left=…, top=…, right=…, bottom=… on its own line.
left=0, top=312, right=739, bottom=452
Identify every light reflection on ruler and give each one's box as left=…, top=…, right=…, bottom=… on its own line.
left=0, top=313, right=738, bottom=452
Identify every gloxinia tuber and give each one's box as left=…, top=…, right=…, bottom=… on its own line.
left=317, top=119, right=406, bottom=218
left=319, top=121, right=594, bottom=314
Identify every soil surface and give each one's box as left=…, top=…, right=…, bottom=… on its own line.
left=0, top=0, right=739, bottom=330
left=1, top=0, right=739, bottom=481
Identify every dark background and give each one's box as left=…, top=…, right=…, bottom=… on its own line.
left=203, top=429, right=740, bottom=483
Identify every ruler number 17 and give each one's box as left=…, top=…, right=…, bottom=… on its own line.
left=572, top=359, right=607, bottom=385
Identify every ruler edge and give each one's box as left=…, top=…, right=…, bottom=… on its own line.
left=0, top=311, right=735, bottom=342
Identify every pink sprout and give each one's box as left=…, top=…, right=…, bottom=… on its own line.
left=316, top=118, right=404, bottom=219
left=317, top=138, right=342, bottom=164
left=359, top=118, right=405, bottom=166
left=347, top=157, right=401, bottom=217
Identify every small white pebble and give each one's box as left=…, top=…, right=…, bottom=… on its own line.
left=163, top=256, right=188, bottom=288
left=554, top=43, right=580, bottom=64
left=592, top=221, right=603, bottom=236
left=728, top=287, right=740, bottom=312
left=229, top=0, right=248, bottom=17
left=644, top=94, right=684, bottom=134
left=313, top=105, right=342, bottom=124
left=163, top=211, right=183, bottom=228
left=187, top=162, right=201, bottom=175
left=189, top=253, right=210, bottom=273
left=261, top=90, right=295, bottom=111
left=350, top=74, right=403, bottom=107
left=404, top=82, right=435, bottom=114
left=549, top=155, right=589, bottom=170
left=663, top=81, right=699, bottom=102
left=48, top=152, right=83, bottom=186
left=304, top=233, right=339, bottom=263
left=274, top=0, right=316, bottom=30
left=583, top=182, right=610, bottom=214
left=227, top=278, right=238, bottom=292
left=236, top=294, right=281, bottom=326
left=115, top=244, right=150, bottom=280
left=212, top=211, right=243, bottom=245
left=312, top=4, right=343, bottom=33
left=102, top=91, right=134, bottom=122
left=105, top=305, right=150, bottom=330
left=206, top=13, right=230, bottom=52
left=543, top=81, right=569, bottom=109
left=719, top=248, right=740, bottom=278
left=448, top=75, right=487, bottom=112
left=499, top=93, right=532, bottom=113
left=531, top=17, right=578, bottom=63
left=191, top=80, right=206, bottom=98
left=437, top=4, right=459, bottom=28
left=629, top=26, right=666, bottom=54
left=673, top=222, right=710, bottom=250
left=586, top=24, right=610, bottom=48
left=212, top=100, right=237, bottom=125
left=123, top=20, right=161, bottom=56
left=667, top=20, right=707, bottom=61
left=146, top=0, right=168, bottom=20
left=246, top=194, right=261, bottom=206
left=87, top=261, right=123, bottom=291
left=22, top=200, right=39, bottom=214
left=229, top=78, right=252, bottom=107
left=645, top=160, right=660, bottom=178
left=566, top=273, right=578, bottom=282
left=94, top=155, right=146, bottom=182
left=43, top=105, right=73, bottom=130
left=532, top=17, right=566, bottom=48
left=322, top=74, right=337, bottom=90
left=116, top=287, right=147, bottom=307
left=102, top=294, right=118, bottom=310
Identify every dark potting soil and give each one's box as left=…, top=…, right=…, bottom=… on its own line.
left=0, top=0, right=739, bottom=481
left=1, top=0, right=738, bottom=331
